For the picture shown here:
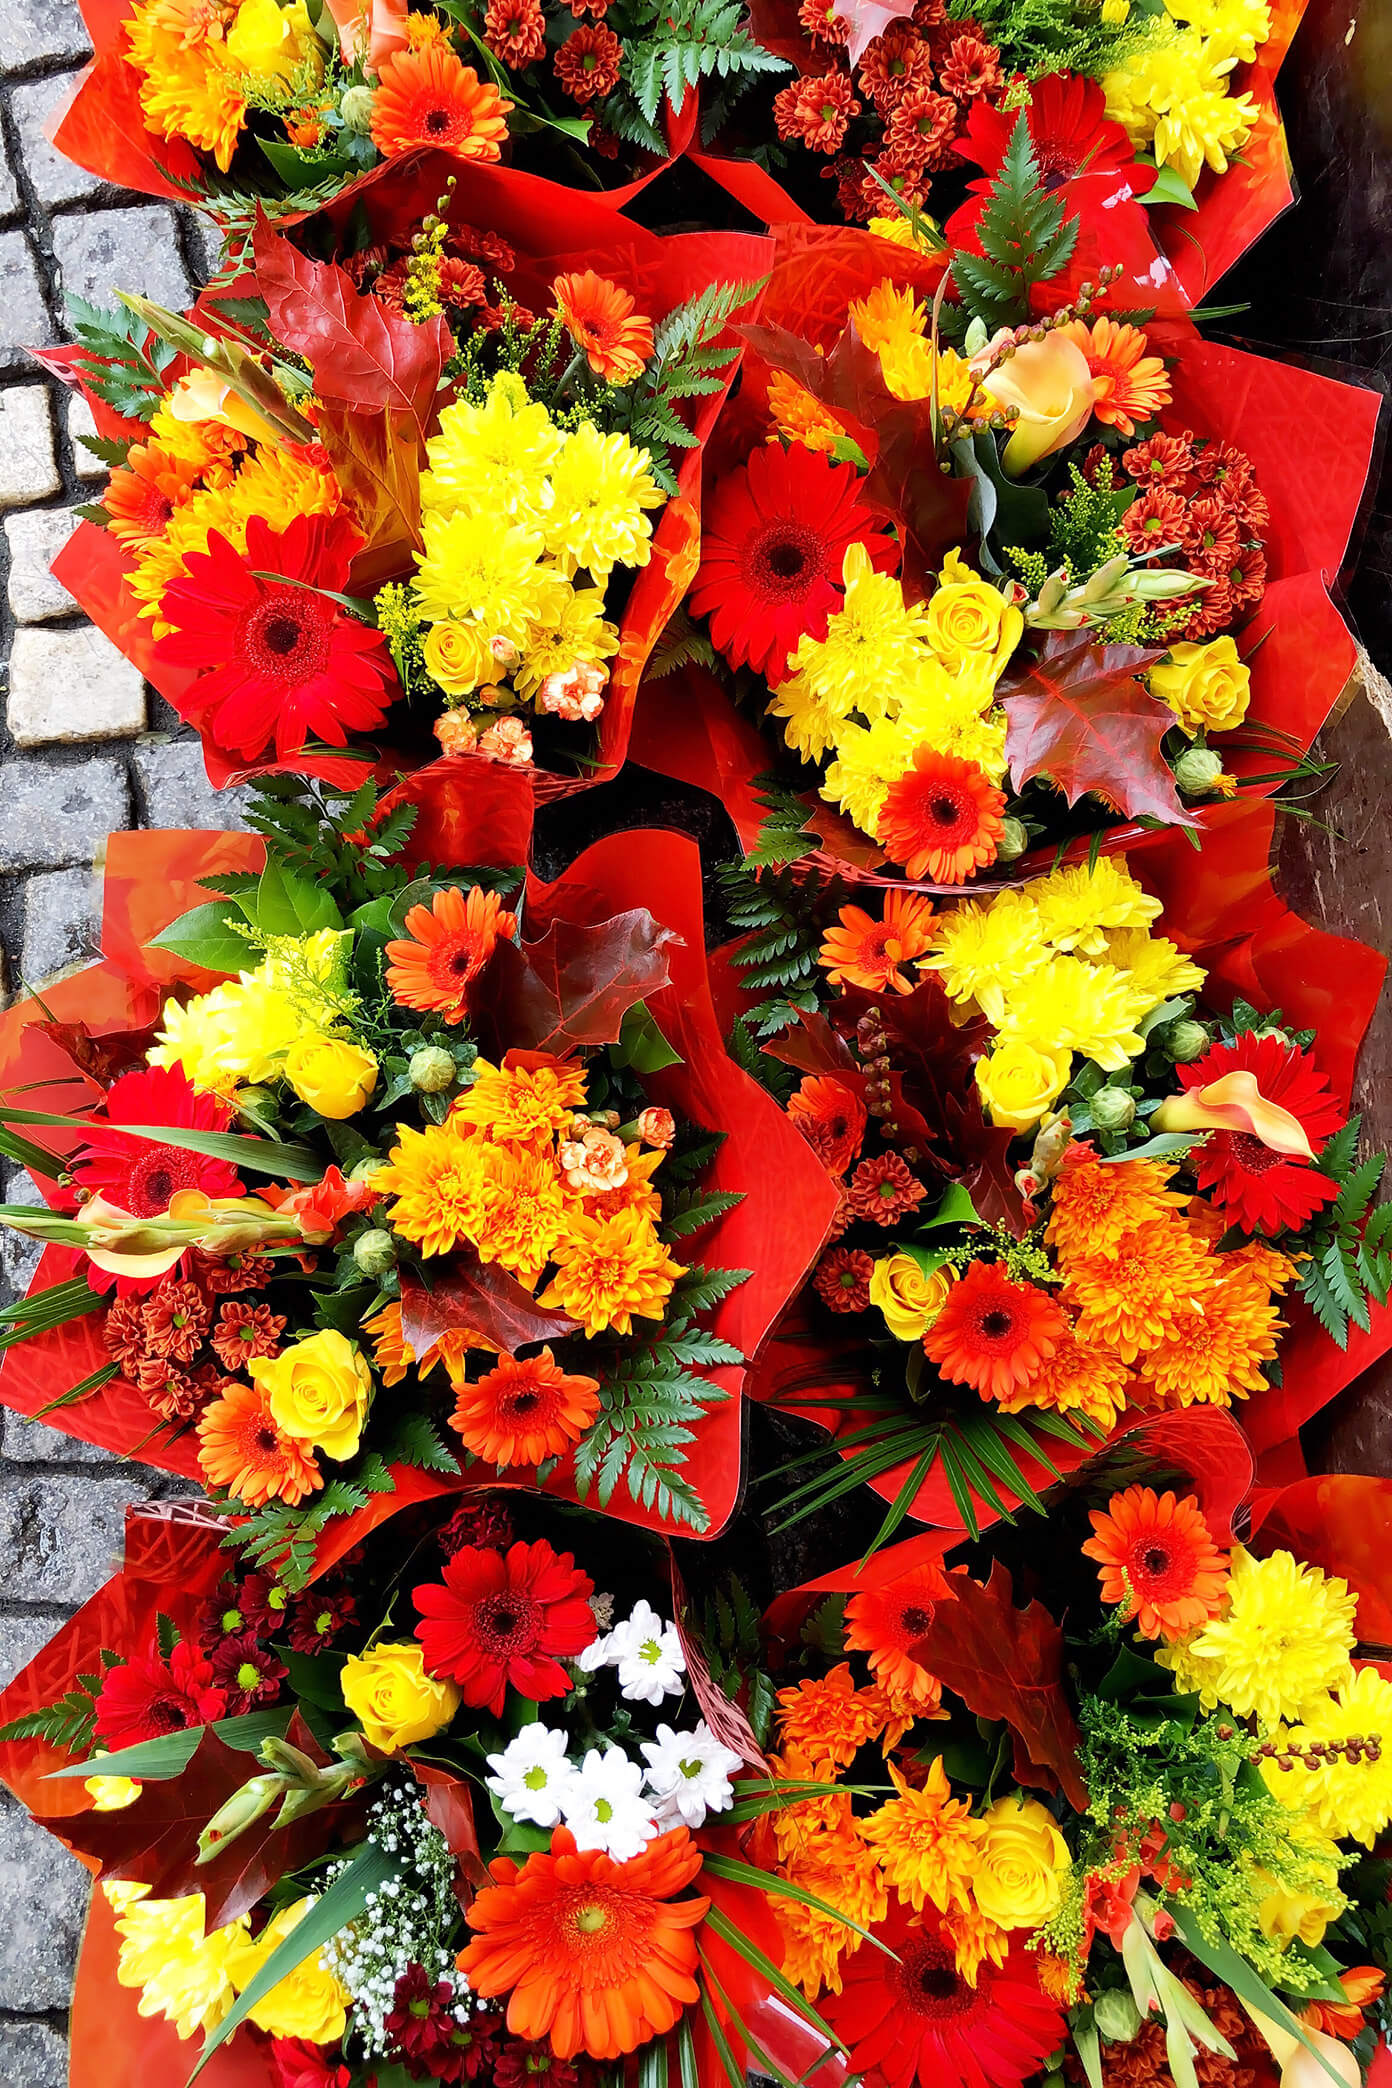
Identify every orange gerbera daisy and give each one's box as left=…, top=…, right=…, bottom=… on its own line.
left=197, top=1380, right=321, bottom=1508
left=1062, top=1215, right=1215, bottom=1363
left=819, top=890, right=936, bottom=994
left=457, top=1825, right=708, bottom=2061
left=384, top=886, right=518, bottom=1024
left=104, top=442, right=203, bottom=548
left=995, top=1314, right=1132, bottom=1428
left=454, top=1052, right=588, bottom=1146
left=1082, top=1485, right=1229, bottom=1640
left=552, top=270, right=655, bottom=383
left=450, top=1349, right=601, bottom=1466
left=539, top=1208, right=684, bottom=1336
left=876, top=749, right=1006, bottom=883
left=1045, top=1145, right=1188, bottom=1266
left=1058, top=317, right=1172, bottom=439
left=775, top=1661, right=885, bottom=1770
left=369, top=40, right=512, bottom=161
left=1301, top=1966, right=1384, bottom=2040
left=844, top=1562, right=949, bottom=1710
left=861, top=1758, right=985, bottom=1915
left=787, top=1074, right=868, bottom=1178
left=923, top=1260, right=1066, bottom=1403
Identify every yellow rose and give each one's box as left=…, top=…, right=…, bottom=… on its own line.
left=1149, top=636, right=1251, bottom=734
left=229, top=1897, right=350, bottom=2043
left=423, top=618, right=493, bottom=697
left=973, top=1794, right=1071, bottom=1929
left=869, top=1253, right=954, bottom=1342
left=283, top=1034, right=378, bottom=1119
left=226, top=0, right=320, bottom=80
left=925, top=549, right=1024, bottom=679
left=1254, top=1872, right=1343, bottom=1949
left=254, top=1327, right=372, bottom=1460
left=979, top=334, right=1098, bottom=476
left=340, top=1641, right=461, bottom=1755
left=974, top=1040, right=1072, bottom=1133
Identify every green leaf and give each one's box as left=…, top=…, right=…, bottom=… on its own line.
left=150, top=901, right=252, bottom=975
left=700, top=1853, right=899, bottom=1960
left=256, top=858, right=343, bottom=937
left=114, top=1123, right=324, bottom=1181
left=1139, top=160, right=1198, bottom=210
left=613, top=1001, right=683, bottom=1074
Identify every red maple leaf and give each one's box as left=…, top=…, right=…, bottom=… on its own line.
left=486, top=908, right=679, bottom=1057
left=400, top=1260, right=579, bottom=1364
left=36, top=1018, right=153, bottom=1086
left=907, top=1560, right=1088, bottom=1808
left=1000, top=628, right=1195, bottom=828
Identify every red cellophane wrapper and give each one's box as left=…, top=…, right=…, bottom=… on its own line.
left=0, top=787, right=837, bottom=1547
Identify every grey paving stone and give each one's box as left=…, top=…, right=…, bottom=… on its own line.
left=0, top=1469, right=145, bottom=1606
left=0, top=0, right=90, bottom=68
left=0, top=1170, right=43, bottom=1302
left=0, top=152, right=20, bottom=222
left=187, top=210, right=224, bottom=286
left=0, top=234, right=55, bottom=369
left=134, top=735, right=251, bottom=830
left=0, top=754, right=129, bottom=870
left=20, top=864, right=100, bottom=983
left=0, top=2016, right=69, bottom=2088
left=9, top=623, right=146, bottom=745
left=3, top=1412, right=134, bottom=1466
left=53, top=206, right=192, bottom=315
left=0, top=1608, right=70, bottom=1694
left=11, top=73, right=101, bottom=209
left=5, top=506, right=79, bottom=621
left=0, top=1798, right=86, bottom=2011
left=65, top=391, right=106, bottom=484
left=0, top=387, right=57, bottom=509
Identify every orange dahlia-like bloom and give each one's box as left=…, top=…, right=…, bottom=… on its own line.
left=861, top=1758, right=985, bottom=1915
left=539, top=1209, right=684, bottom=1336
left=104, top=442, right=203, bottom=549
left=995, top=1315, right=1131, bottom=1428
left=1062, top=1215, right=1215, bottom=1364
left=454, top=1053, right=589, bottom=1146
left=820, top=891, right=935, bottom=995
left=552, top=270, right=654, bottom=383
left=787, top=1074, right=868, bottom=1178
left=1134, top=1263, right=1284, bottom=1409
left=370, top=41, right=512, bottom=160
left=385, top=886, right=518, bottom=1025
left=1045, top=1145, right=1188, bottom=1267
left=1058, top=317, right=1172, bottom=440
left=450, top=1349, right=601, bottom=1466
left=923, top=1261, right=1066, bottom=1403
left=767, top=370, right=845, bottom=455
left=774, top=1823, right=889, bottom=1999
left=775, top=1661, right=886, bottom=1771
left=197, top=1381, right=322, bottom=1508
left=876, top=749, right=1007, bottom=883
left=845, top=1563, right=949, bottom=1710
left=1082, top=1485, right=1229, bottom=1640
left=458, top=1825, right=708, bottom=2061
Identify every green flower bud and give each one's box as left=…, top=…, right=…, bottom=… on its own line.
left=963, top=316, right=990, bottom=357
left=1161, top=1017, right=1209, bottom=1064
left=1095, top=1990, right=1143, bottom=2043
left=409, top=1044, right=457, bottom=1094
left=339, top=84, right=376, bottom=133
left=1091, top=1087, right=1136, bottom=1132
left=995, top=817, right=1029, bottom=863
left=235, top=1085, right=279, bottom=1121
left=1253, top=1025, right=1291, bottom=1047
left=1174, top=747, right=1225, bottom=794
left=348, top=1156, right=388, bottom=1184
left=352, top=1228, right=397, bottom=1277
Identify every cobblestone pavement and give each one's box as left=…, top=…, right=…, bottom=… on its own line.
left=0, top=9, right=252, bottom=2079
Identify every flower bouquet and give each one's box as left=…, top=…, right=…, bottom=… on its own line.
left=40, top=180, right=769, bottom=799
left=0, top=772, right=837, bottom=1569
left=0, top=1492, right=843, bottom=2088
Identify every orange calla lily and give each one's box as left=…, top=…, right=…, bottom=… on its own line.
left=1153, top=1069, right=1316, bottom=1160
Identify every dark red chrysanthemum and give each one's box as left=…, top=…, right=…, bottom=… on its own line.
left=93, top=1641, right=227, bottom=1749
left=1121, top=432, right=1195, bottom=488
left=1180, top=1030, right=1346, bottom=1235
left=386, top=1968, right=499, bottom=2083
left=814, top=1244, right=875, bottom=1313
left=413, top=1541, right=597, bottom=1716
left=957, top=71, right=1143, bottom=191
left=438, top=1496, right=518, bottom=1559
left=208, top=1631, right=288, bottom=1714
left=285, top=1585, right=358, bottom=1655
left=691, top=443, right=898, bottom=682
left=140, top=1277, right=210, bottom=1362
left=155, top=512, right=397, bottom=764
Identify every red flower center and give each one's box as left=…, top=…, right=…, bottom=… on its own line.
left=974, top=1305, right=1019, bottom=1349
left=1228, top=1131, right=1286, bottom=1176
left=1126, top=1532, right=1197, bottom=1600
left=745, top=520, right=827, bottom=603
left=147, top=1692, right=195, bottom=1734
left=123, top=1140, right=202, bottom=1216
left=898, top=1604, right=933, bottom=1635
left=896, top=1934, right=972, bottom=2020
left=924, top=788, right=976, bottom=839
left=475, top=1591, right=542, bottom=1656
left=427, top=929, right=487, bottom=988
left=243, top=592, right=330, bottom=686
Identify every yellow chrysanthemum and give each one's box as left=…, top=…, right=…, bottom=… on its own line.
left=541, top=422, right=663, bottom=581
left=112, top=1888, right=249, bottom=2041
left=1161, top=1548, right=1357, bottom=1728
left=379, top=1118, right=490, bottom=1260
left=1265, top=1668, right=1392, bottom=1847
left=413, top=508, right=550, bottom=641
left=1103, top=30, right=1257, bottom=187
left=513, top=584, right=619, bottom=698
left=453, top=1055, right=587, bottom=1145
left=130, top=445, right=340, bottom=629
left=774, top=1826, right=888, bottom=1998
left=767, top=668, right=855, bottom=763
left=125, top=0, right=247, bottom=171
left=469, top=1142, right=569, bottom=1287
left=1104, top=926, right=1208, bottom=1017
left=539, top=1207, right=684, bottom=1336
left=867, top=211, right=941, bottom=252
left=822, top=714, right=921, bottom=835
left=918, top=890, right=1049, bottom=1022
left=787, top=544, right=931, bottom=712
left=998, top=953, right=1148, bottom=1071
left=861, top=1758, right=985, bottom=1915
left=228, top=1896, right=349, bottom=2044
left=1028, top=857, right=1163, bottom=956
left=422, top=373, right=563, bottom=522
left=1062, top=1214, right=1217, bottom=1361
left=1165, top=0, right=1271, bottom=60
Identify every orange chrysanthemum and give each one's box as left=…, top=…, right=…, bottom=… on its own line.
left=450, top=1348, right=601, bottom=1466
left=552, top=270, right=654, bottom=383
left=384, top=886, right=518, bottom=1024
left=1045, top=1145, right=1189, bottom=1266
left=583, top=1143, right=664, bottom=1225
left=1082, top=1485, right=1229, bottom=1640
left=844, top=1562, right=948, bottom=1710
left=861, top=1758, right=985, bottom=1915
left=876, top=749, right=1006, bottom=882
left=787, top=1074, right=868, bottom=1178
left=197, top=1380, right=321, bottom=1508
left=775, top=1661, right=886, bottom=1771
left=995, top=1314, right=1132, bottom=1428
left=923, top=1260, right=1066, bottom=1402
left=457, top=1825, right=708, bottom=2061
left=454, top=1052, right=588, bottom=1146
left=104, top=442, right=204, bottom=548
left=539, top=1208, right=684, bottom=1336
left=364, top=1300, right=492, bottom=1388
left=369, top=40, right=512, bottom=161
left=774, top=1824, right=888, bottom=1998
left=1058, top=317, right=1172, bottom=439
left=1062, top=1216, right=1216, bottom=1364
left=1134, top=1262, right=1284, bottom=1409
left=765, top=1743, right=855, bottom=1852
left=819, top=891, right=936, bottom=994
left=766, top=370, right=845, bottom=456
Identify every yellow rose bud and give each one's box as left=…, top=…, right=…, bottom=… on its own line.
left=1254, top=1865, right=1343, bottom=1949
left=925, top=549, right=1024, bottom=678
left=340, top=1641, right=460, bottom=1756
left=869, top=1252, right=955, bottom=1342
left=253, top=1327, right=373, bottom=1461
left=423, top=618, right=494, bottom=697
left=973, top=1793, right=1071, bottom=1929
left=283, top=1034, right=378, bottom=1119
left=1149, top=635, right=1251, bottom=734
left=233, top=1897, right=351, bottom=2043
left=974, top=1040, right=1072, bottom=1133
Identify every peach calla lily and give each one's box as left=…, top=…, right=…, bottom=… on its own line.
left=1153, top=1070, right=1317, bottom=1160
left=977, top=332, right=1099, bottom=477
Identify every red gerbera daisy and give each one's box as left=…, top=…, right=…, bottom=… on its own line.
left=155, top=513, right=398, bottom=765
left=922, top=1259, right=1065, bottom=1401
left=876, top=749, right=1006, bottom=883
left=787, top=1075, right=868, bottom=1178
left=1082, top=1485, right=1230, bottom=1640
left=270, top=2040, right=355, bottom=2088
left=93, top=1640, right=228, bottom=1749
left=413, top=1541, right=598, bottom=1716
left=73, top=1064, right=241, bottom=1217
left=690, top=444, right=898, bottom=683
left=957, top=71, right=1144, bottom=192
left=1179, top=1031, right=1346, bottom=1235
left=822, top=1903, right=1066, bottom=2088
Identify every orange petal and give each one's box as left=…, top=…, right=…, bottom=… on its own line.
left=1153, top=1070, right=1315, bottom=1159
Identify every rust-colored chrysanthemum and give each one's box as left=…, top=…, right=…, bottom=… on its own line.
left=923, top=1260, right=1065, bottom=1402
left=210, top=1299, right=287, bottom=1374
left=197, top=1381, right=322, bottom=1508
left=820, top=891, right=936, bottom=995
left=814, top=1245, right=875, bottom=1313
left=552, top=23, right=623, bottom=103
left=787, top=1075, right=868, bottom=1178
left=370, top=41, right=512, bottom=160
left=773, top=69, right=861, bottom=152
left=139, top=1277, right=209, bottom=1363
left=1082, top=1485, right=1229, bottom=1640
left=450, top=1349, right=601, bottom=1467
left=876, top=749, right=1006, bottom=883
left=484, top=0, right=546, bottom=67
left=845, top=1561, right=949, bottom=1709
left=552, top=270, right=654, bottom=384
left=385, top=886, right=518, bottom=1025
left=458, top=1826, right=708, bottom=2061
left=847, top=1151, right=927, bottom=1225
